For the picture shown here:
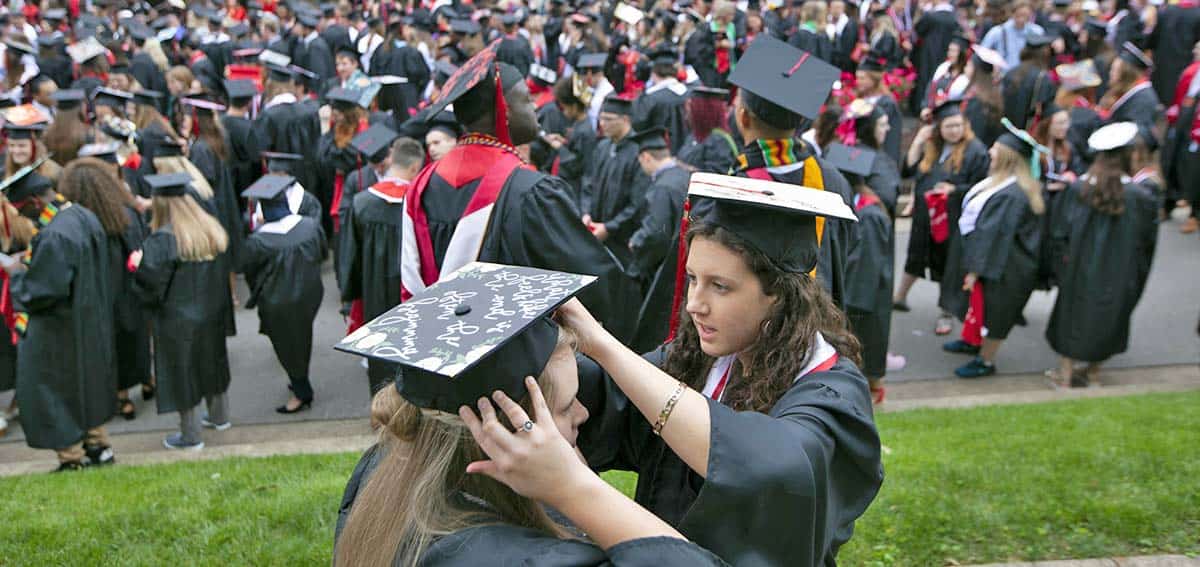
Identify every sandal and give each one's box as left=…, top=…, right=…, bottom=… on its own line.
left=1044, top=369, right=1068, bottom=389
left=118, top=398, right=136, bottom=420
left=935, top=316, right=953, bottom=335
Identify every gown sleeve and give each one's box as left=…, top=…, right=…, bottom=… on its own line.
left=628, top=182, right=676, bottom=280
left=11, top=232, right=73, bottom=313
left=130, top=231, right=178, bottom=307
left=962, top=188, right=1024, bottom=281
left=843, top=209, right=889, bottom=313
left=336, top=199, right=363, bottom=301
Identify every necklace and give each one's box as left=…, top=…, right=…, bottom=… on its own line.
left=458, top=133, right=528, bottom=164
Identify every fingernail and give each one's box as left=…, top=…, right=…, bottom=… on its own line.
left=526, top=376, right=535, bottom=386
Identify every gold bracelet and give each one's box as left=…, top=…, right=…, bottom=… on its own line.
left=653, top=381, right=687, bottom=436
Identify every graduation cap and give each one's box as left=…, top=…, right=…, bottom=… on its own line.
left=996, top=117, right=1049, bottom=177
left=576, top=52, right=607, bottom=70
left=260, top=49, right=291, bottom=68
left=110, top=60, right=133, bottom=75
left=3, top=104, right=51, bottom=127
left=319, top=2, right=336, bottom=16
left=52, top=89, right=87, bottom=110
left=295, top=10, right=321, bottom=28
left=649, top=43, right=677, bottom=66
left=3, top=39, right=37, bottom=56
left=93, top=87, right=136, bottom=109
left=970, top=45, right=1007, bottom=73
left=1087, top=121, right=1139, bottom=152
left=334, top=262, right=597, bottom=413
left=289, top=64, right=319, bottom=83
left=568, top=12, right=593, bottom=24
left=729, top=36, right=838, bottom=129
left=600, top=94, right=634, bottom=116
left=180, top=96, right=227, bottom=114
left=37, top=33, right=66, bottom=49
left=229, top=22, right=251, bottom=38
left=426, top=110, right=463, bottom=138
left=499, top=13, right=521, bottom=26
left=687, top=172, right=857, bottom=274
left=1084, top=17, right=1107, bottom=35
left=630, top=127, right=669, bottom=152
left=1055, top=60, right=1102, bottom=92
left=144, top=172, right=193, bottom=196
left=335, top=44, right=360, bottom=60
left=67, top=36, right=108, bottom=65
left=326, top=85, right=379, bottom=109
left=2, top=123, right=46, bottom=140
left=126, top=21, right=155, bottom=41
left=449, top=18, right=481, bottom=35
left=156, top=135, right=187, bottom=157
left=690, top=85, right=730, bottom=99
left=931, top=97, right=965, bottom=121
left=949, top=34, right=971, bottom=51
left=823, top=143, right=876, bottom=179
left=424, top=40, right=523, bottom=145
left=351, top=123, right=400, bottom=163
left=132, top=90, right=164, bottom=107
left=224, top=79, right=258, bottom=104
left=261, top=151, right=303, bottom=173
left=529, top=62, right=557, bottom=86
left=371, top=75, right=409, bottom=86
left=614, top=2, right=644, bottom=25
left=0, top=158, right=53, bottom=203
left=266, top=64, right=295, bottom=82
left=1118, top=41, right=1152, bottom=71
left=1024, top=33, right=1053, bottom=49
left=78, top=142, right=122, bottom=164
left=241, top=173, right=295, bottom=201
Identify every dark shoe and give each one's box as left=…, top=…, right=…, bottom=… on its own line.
left=275, top=399, right=313, bottom=414
left=201, top=416, right=232, bottom=431
left=54, top=460, right=89, bottom=472
left=85, top=444, right=116, bottom=466
left=892, top=300, right=911, bottom=312
left=141, top=383, right=155, bottom=401
left=1069, top=369, right=1090, bottom=388
left=163, top=433, right=204, bottom=451
left=943, top=339, right=981, bottom=355
left=955, top=357, right=996, bottom=379
left=118, top=398, right=136, bottom=420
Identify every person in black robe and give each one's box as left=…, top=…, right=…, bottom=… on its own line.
left=400, top=49, right=640, bottom=346
left=36, top=37, right=72, bottom=89
left=316, top=88, right=373, bottom=235
left=6, top=169, right=116, bottom=471
left=127, top=24, right=169, bottom=95
left=181, top=96, right=244, bottom=264
left=130, top=173, right=234, bottom=451
left=683, top=15, right=722, bottom=88
left=939, top=123, right=1045, bottom=379
left=1001, top=35, right=1057, bottom=130
left=911, top=3, right=960, bottom=113
left=238, top=176, right=326, bottom=413
left=495, top=14, right=535, bottom=76
left=256, top=67, right=324, bottom=228
left=626, top=128, right=689, bottom=353
left=255, top=152, right=324, bottom=224
left=676, top=86, right=738, bottom=175
left=221, top=79, right=262, bottom=196
left=855, top=54, right=904, bottom=164
left=319, top=9, right=355, bottom=57
left=180, top=34, right=224, bottom=95
left=632, top=45, right=690, bottom=155
left=1045, top=123, right=1158, bottom=388
left=582, top=96, right=648, bottom=267
left=1146, top=3, right=1200, bottom=105
left=292, top=13, right=335, bottom=93
left=829, top=1, right=860, bottom=73
left=543, top=78, right=597, bottom=207
left=368, top=30, right=431, bottom=117
left=787, top=3, right=834, bottom=64
left=841, top=101, right=901, bottom=213
left=1098, top=43, right=1161, bottom=148
left=963, top=48, right=1007, bottom=148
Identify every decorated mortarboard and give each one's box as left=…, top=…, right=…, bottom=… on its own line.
left=67, top=36, right=108, bottom=64
left=996, top=117, right=1050, bottom=178
left=1087, top=121, right=1139, bottom=152
left=3, top=104, right=51, bottom=127
left=2, top=122, right=47, bottom=140
left=51, top=89, right=87, bottom=109
left=614, top=2, right=644, bottom=25
left=600, top=94, right=634, bottom=116
left=224, top=79, right=258, bottom=102
left=823, top=143, right=877, bottom=178
left=144, top=171, right=193, bottom=196
left=1118, top=41, right=1153, bottom=70
left=687, top=172, right=857, bottom=274
left=351, top=123, right=400, bottom=163
left=335, top=262, right=596, bottom=413
left=232, top=46, right=264, bottom=59
left=92, top=87, right=136, bottom=108
left=180, top=97, right=228, bottom=113
left=0, top=158, right=52, bottom=202
left=132, top=89, right=164, bottom=106
left=449, top=18, right=481, bottom=35
left=78, top=142, right=123, bottom=164
left=326, top=84, right=380, bottom=109
left=260, top=49, right=291, bottom=68
left=576, top=52, right=607, bottom=69
left=1055, top=60, right=1102, bottom=91
left=630, top=126, right=669, bottom=152
left=1024, top=33, right=1053, bottom=49
left=931, top=96, right=965, bottom=121
left=241, top=173, right=295, bottom=200
left=424, top=40, right=523, bottom=145
left=970, top=44, right=1007, bottom=73
left=690, top=85, right=730, bottom=99
left=568, top=12, right=593, bottom=24
left=529, top=62, right=557, bottom=86
left=3, top=39, right=37, bottom=56
left=729, top=36, right=839, bottom=128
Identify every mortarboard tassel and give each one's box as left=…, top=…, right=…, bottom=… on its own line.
left=493, top=63, right=511, bottom=147
left=664, top=198, right=691, bottom=343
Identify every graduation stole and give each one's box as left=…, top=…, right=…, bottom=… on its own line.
left=737, top=138, right=828, bottom=274
left=13, top=197, right=69, bottom=337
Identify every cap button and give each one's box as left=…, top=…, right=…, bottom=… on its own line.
left=454, top=304, right=471, bottom=316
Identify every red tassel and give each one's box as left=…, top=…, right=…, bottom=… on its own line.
left=664, top=198, right=691, bottom=343
left=493, top=63, right=511, bottom=146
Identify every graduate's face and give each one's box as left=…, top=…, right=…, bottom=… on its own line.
left=1049, top=110, right=1070, bottom=140
left=685, top=235, right=777, bottom=358
left=335, top=55, right=357, bottom=79
left=425, top=129, right=457, bottom=161
left=599, top=112, right=631, bottom=140
left=504, top=80, right=540, bottom=147
left=939, top=114, right=965, bottom=144
left=873, top=115, right=890, bottom=147
left=542, top=344, right=589, bottom=451
left=7, top=139, right=33, bottom=166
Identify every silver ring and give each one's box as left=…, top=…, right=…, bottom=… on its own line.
left=519, top=420, right=534, bottom=433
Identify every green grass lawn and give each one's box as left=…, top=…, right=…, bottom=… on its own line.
left=2, top=391, right=1197, bottom=566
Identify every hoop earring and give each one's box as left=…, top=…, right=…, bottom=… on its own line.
left=761, top=318, right=772, bottom=335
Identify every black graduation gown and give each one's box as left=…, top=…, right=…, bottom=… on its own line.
left=629, top=165, right=690, bottom=353
left=110, top=206, right=151, bottom=391
left=295, top=36, right=335, bottom=91
left=581, top=135, right=649, bottom=265
left=337, top=167, right=378, bottom=230
left=320, top=25, right=354, bottom=58
left=1045, top=181, right=1158, bottom=362
left=577, top=349, right=883, bottom=567
left=676, top=131, right=738, bottom=175
left=832, top=18, right=860, bottom=73
left=787, top=28, right=834, bottom=63
left=1147, top=6, right=1200, bottom=104
left=369, top=43, right=431, bottom=117
left=863, top=145, right=901, bottom=214
left=1104, top=86, right=1160, bottom=147
left=334, top=444, right=728, bottom=566
left=132, top=227, right=232, bottom=414
left=965, top=97, right=1005, bottom=148
left=256, top=100, right=324, bottom=219
left=189, top=139, right=244, bottom=260
left=222, top=114, right=262, bottom=195
left=911, top=10, right=960, bottom=111
left=191, top=55, right=223, bottom=95
left=496, top=35, right=535, bottom=76
left=532, top=102, right=571, bottom=172
left=1001, top=66, right=1056, bottom=131
left=556, top=117, right=600, bottom=206
left=632, top=82, right=690, bottom=155
left=12, top=205, right=115, bottom=450
left=683, top=29, right=721, bottom=88
left=239, top=216, right=326, bottom=380
left=873, top=94, right=904, bottom=165
left=130, top=52, right=168, bottom=95
left=903, top=139, right=991, bottom=281
left=37, top=54, right=73, bottom=89
left=939, top=179, right=1042, bottom=340
left=1067, top=106, right=1102, bottom=163
left=337, top=186, right=402, bottom=388
left=845, top=199, right=893, bottom=379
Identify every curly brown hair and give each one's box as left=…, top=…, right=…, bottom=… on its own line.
left=662, top=222, right=861, bottom=414
left=57, top=158, right=132, bottom=236
left=1082, top=148, right=1130, bottom=216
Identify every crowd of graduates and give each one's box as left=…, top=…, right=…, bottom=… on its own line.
left=0, top=0, right=1191, bottom=563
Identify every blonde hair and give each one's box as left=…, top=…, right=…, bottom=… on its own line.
left=335, top=330, right=577, bottom=567
left=143, top=38, right=170, bottom=72
left=150, top=194, right=228, bottom=261
left=871, top=12, right=898, bottom=44
left=990, top=144, right=1045, bottom=215
left=166, top=66, right=195, bottom=93
left=153, top=156, right=214, bottom=200
left=0, top=193, right=34, bottom=252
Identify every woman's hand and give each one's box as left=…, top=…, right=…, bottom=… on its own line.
left=962, top=272, right=978, bottom=291
left=932, top=181, right=955, bottom=195
left=460, top=377, right=598, bottom=508
left=554, top=298, right=614, bottom=359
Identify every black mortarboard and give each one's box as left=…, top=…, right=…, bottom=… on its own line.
left=857, top=50, right=887, bottom=72
left=500, top=13, right=520, bottom=26
left=295, top=10, right=320, bottom=28
left=289, top=64, right=318, bottom=82
left=576, top=52, right=607, bottom=70
left=687, top=172, right=857, bottom=274
left=730, top=36, right=838, bottom=129
left=145, top=172, right=192, bottom=196
left=224, top=79, right=257, bottom=102
left=600, top=95, right=634, bottom=116
left=434, top=60, right=459, bottom=85
left=1084, top=18, right=1107, bottom=34
left=449, top=18, right=480, bottom=35
left=155, top=135, right=186, bottom=157
left=229, top=22, right=250, bottom=38
left=690, top=85, right=730, bottom=99
left=127, top=21, right=155, bottom=41
left=426, top=110, right=463, bottom=138
left=424, top=41, right=523, bottom=142
left=325, top=87, right=361, bottom=109
left=823, top=143, right=876, bottom=178
left=37, top=34, right=65, bottom=49
left=133, top=89, right=164, bottom=107
left=110, top=61, right=132, bottom=75
left=335, top=44, right=359, bottom=60
left=1024, top=33, right=1053, bottom=49
left=261, top=151, right=303, bottom=173
left=932, top=97, right=965, bottom=121
left=266, top=64, right=294, bottom=82
left=334, top=262, right=596, bottom=413
left=950, top=34, right=971, bottom=51
left=631, top=126, right=669, bottom=152
left=351, top=123, right=400, bottom=163
left=93, top=87, right=135, bottom=109
left=78, top=142, right=122, bottom=163
left=995, top=117, right=1047, bottom=159
left=241, top=173, right=294, bottom=200
left=0, top=159, right=53, bottom=203
left=1118, top=41, right=1152, bottom=70
left=3, top=123, right=45, bottom=140
left=3, top=39, right=37, bottom=56
left=52, top=89, right=87, bottom=110
left=1087, top=121, right=1138, bottom=152
left=650, top=43, right=677, bottom=66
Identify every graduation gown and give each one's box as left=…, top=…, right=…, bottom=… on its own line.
left=872, top=94, right=904, bottom=165
left=239, top=215, right=326, bottom=380
left=1147, top=6, right=1200, bottom=104
left=132, top=227, right=232, bottom=414
left=222, top=114, right=261, bottom=195
left=295, top=36, right=335, bottom=91
left=903, top=139, right=990, bottom=282
left=1067, top=106, right=1102, bottom=163
left=111, top=206, right=151, bottom=390
left=334, top=444, right=728, bottom=566
left=845, top=197, right=893, bottom=379
left=676, top=131, right=738, bottom=175
left=863, top=145, right=901, bottom=214
left=581, top=135, right=648, bottom=264
left=1103, top=83, right=1160, bottom=147
left=965, top=97, right=1005, bottom=148
left=13, top=205, right=115, bottom=450
left=632, top=80, right=690, bottom=155
left=257, top=97, right=324, bottom=220
left=337, top=167, right=379, bottom=229
left=1045, top=181, right=1158, bottom=362
left=369, top=42, right=431, bottom=117
left=191, top=55, right=223, bottom=95
left=787, top=27, right=834, bottom=63
left=189, top=138, right=244, bottom=260
left=37, top=54, right=73, bottom=89
left=1001, top=66, right=1056, bottom=131
left=495, top=35, right=536, bottom=76
left=556, top=117, right=599, bottom=206
left=939, top=178, right=1042, bottom=340
left=577, top=348, right=883, bottom=567
left=628, top=164, right=690, bottom=353
left=130, top=52, right=168, bottom=95
left=911, top=10, right=960, bottom=112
